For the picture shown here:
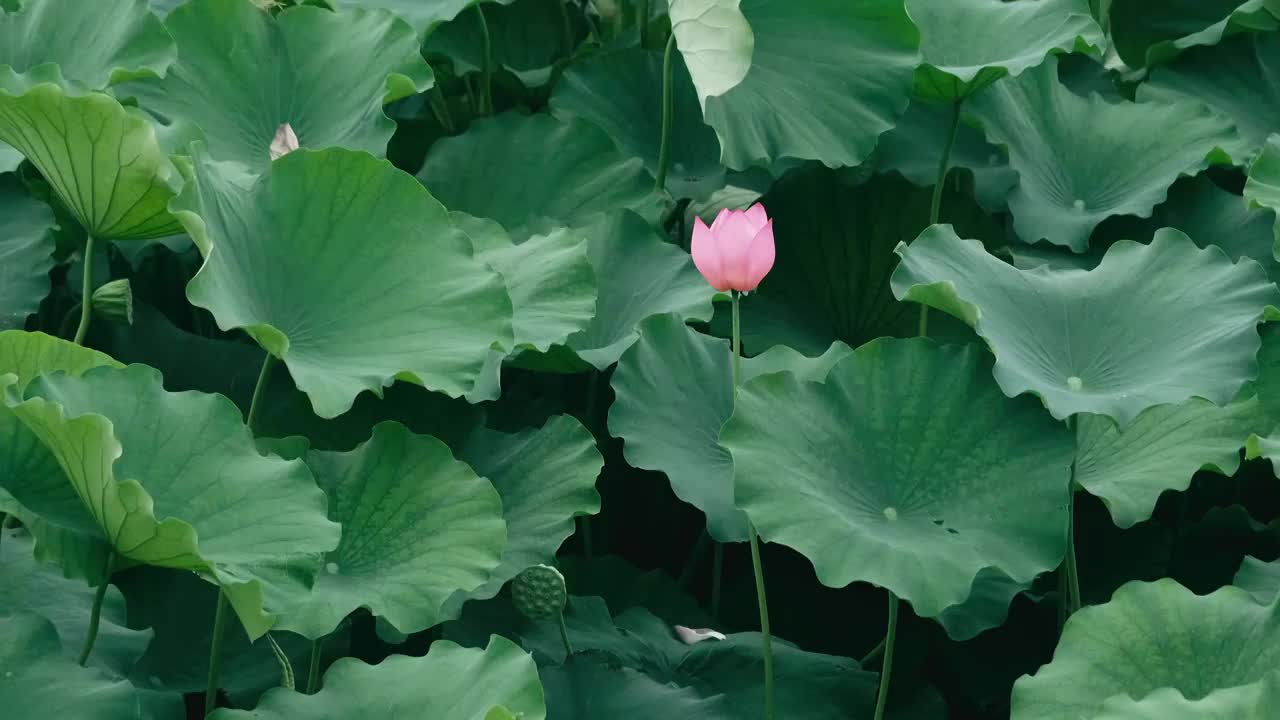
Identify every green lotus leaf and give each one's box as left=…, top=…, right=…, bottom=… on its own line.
left=0, top=528, right=150, bottom=674
left=211, top=636, right=546, bottom=719
left=670, top=0, right=919, bottom=170
left=329, top=0, right=512, bottom=35
left=0, top=70, right=182, bottom=240
left=174, top=146, right=513, bottom=419
left=908, top=0, right=1104, bottom=102
left=274, top=422, right=506, bottom=639
left=874, top=98, right=1016, bottom=212
left=543, top=657, right=735, bottom=720
left=609, top=313, right=852, bottom=542
left=0, top=612, right=141, bottom=719
left=550, top=47, right=723, bottom=200
left=723, top=338, right=1073, bottom=617
left=1092, top=679, right=1280, bottom=720
left=892, top=225, right=1279, bottom=426
left=1245, top=433, right=1280, bottom=476
left=557, top=555, right=715, bottom=628
left=935, top=567, right=1029, bottom=642
left=119, top=0, right=431, bottom=173
left=424, top=0, right=566, bottom=88
left=966, top=56, right=1237, bottom=251
left=1235, top=556, right=1280, bottom=604
left=1075, top=397, right=1268, bottom=528
left=5, top=364, right=341, bottom=640
left=0, top=178, right=55, bottom=330
left=1156, top=175, right=1279, bottom=279
left=443, top=415, right=603, bottom=616
left=1107, top=0, right=1279, bottom=69
left=0, top=0, right=173, bottom=87
left=1010, top=579, right=1280, bottom=719
left=1140, top=33, right=1280, bottom=158
left=1245, top=134, right=1280, bottom=243
left=419, top=113, right=667, bottom=234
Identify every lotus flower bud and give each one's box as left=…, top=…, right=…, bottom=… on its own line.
left=675, top=625, right=727, bottom=645
left=92, top=279, right=133, bottom=326
left=269, top=123, right=299, bottom=160
left=511, top=564, right=568, bottom=621
left=691, top=202, right=775, bottom=292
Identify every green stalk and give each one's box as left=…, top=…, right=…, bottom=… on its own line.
left=1064, top=418, right=1082, bottom=616
left=265, top=633, right=295, bottom=690
left=734, top=292, right=776, bottom=720
left=557, top=0, right=574, bottom=56
left=427, top=84, right=456, bottom=134
left=558, top=612, right=575, bottom=657
left=872, top=592, right=900, bottom=720
left=475, top=4, right=493, bottom=115
left=918, top=100, right=964, bottom=339
left=204, top=590, right=229, bottom=716
left=246, top=354, right=276, bottom=433
left=77, top=551, right=117, bottom=667
left=638, top=0, right=650, bottom=48
left=306, top=638, right=323, bottom=694
left=654, top=33, right=676, bottom=192
left=72, top=234, right=97, bottom=345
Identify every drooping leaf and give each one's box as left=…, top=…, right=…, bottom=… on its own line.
left=1155, top=175, right=1279, bottom=279
left=550, top=47, right=723, bottom=200
left=1245, top=134, right=1280, bottom=243
left=424, top=0, right=566, bottom=88
left=274, top=422, right=506, bottom=639
left=609, top=313, right=852, bottom=542
left=1010, top=579, right=1280, bottom=719
left=935, top=567, right=1030, bottom=642
left=0, top=176, right=56, bottom=330
left=1235, top=556, right=1280, bottom=605
left=1107, top=0, right=1279, bottom=68
left=723, top=338, right=1073, bottom=617
left=892, top=225, right=1279, bottom=427
left=419, top=113, right=667, bottom=235
left=0, top=69, right=182, bottom=240
left=119, top=0, right=432, bottom=173
left=174, top=146, right=513, bottom=419
left=0, top=529, right=150, bottom=675
left=907, top=0, right=1104, bottom=102
left=966, top=56, right=1237, bottom=251
left=5, top=364, right=341, bottom=640
left=443, top=415, right=603, bottom=616
left=1140, top=32, right=1280, bottom=158
left=669, top=0, right=919, bottom=170
left=211, top=636, right=546, bottom=720
left=0, top=612, right=141, bottom=719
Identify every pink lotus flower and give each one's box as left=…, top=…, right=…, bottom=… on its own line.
left=691, top=203, right=775, bottom=292
left=269, top=123, right=299, bottom=160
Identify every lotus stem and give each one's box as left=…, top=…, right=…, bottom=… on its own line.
left=77, top=551, right=116, bottom=667
left=246, top=354, right=276, bottom=434
left=72, top=234, right=97, bottom=345
left=638, top=0, right=650, bottom=48
left=558, top=611, right=575, bottom=657
left=734, top=291, right=776, bottom=720
left=557, top=0, right=574, bottom=56
left=306, top=638, right=323, bottom=694
left=655, top=33, right=676, bottom=192
left=919, top=100, right=964, bottom=339
left=475, top=4, right=493, bottom=115
left=872, top=591, right=900, bottom=720
left=265, top=633, right=294, bottom=690
left=1064, top=419, right=1082, bottom=617
left=205, top=589, right=230, bottom=716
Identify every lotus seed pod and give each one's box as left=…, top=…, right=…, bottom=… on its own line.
left=92, top=279, right=134, bottom=326
left=512, top=564, right=567, bottom=621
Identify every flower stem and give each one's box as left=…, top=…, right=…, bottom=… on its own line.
left=306, top=638, right=323, bottom=694
left=872, top=591, right=900, bottom=720
left=638, top=0, right=650, bottom=48
left=77, top=551, right=116, bottom=667
left=734, top=291, right=775, bottom=720
left=246, top=354, right=276, bottom=433
left=1064, top=418, right=1082, bottom=617
left=919, top=100, right=963, bottom=339
left=72, top=234, right=97, bottom=345
left=205, top=589, right=229, bottom=716
left=475, top=4, right=493, bottom=115
left=265, top=633, right=294, bottom=690
left=558, top=611, right=575, bottom=657
left=654, top=33, right=676, bottom=192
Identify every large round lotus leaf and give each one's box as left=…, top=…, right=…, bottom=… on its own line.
left=0, top=612, right=141, bottom=719
left=1108, top=0, right=1279, bottom=68
left=907, top=0, right=1103, bottom=102
left=0, top=0, right=172, bottom=86
left=0, top=176, right=56, bottom=330
left=443, top=415, right=603, bottom=616
left=1141, top=33, right=1280, bottom=158
left=609, top=313, right=852, bottom=542
left=212, top=636, right=546, bottom=720
left=0, top=69, right=182, bottom=240
left=0, top=529, right=150, bottom=675
left=424, top=0, right=565, bottom=88
left=1093, top=679, right=1280, bottom=720
left=966, top=56, right=1236, bottom=251
left=419, top=113, right=666, bottom=234
left=1010, top=579, right=1280, bottom=719
left=6, top=364, right=341, bottom=640
left=1235, top=556, right=1280, bottom=604
left=892, top=225, right=1279, bottom=427
left=722, top=338, right=1073, bottom=617
left=669, top=0, right=919, bottom=170
left=1156, top=175, right=1279, bottom=279
left=935, top=567, right=1029, bottom=642
left=1246, top=134, right=1280, bottom=244
left=1075, top=397, right=1268, bottom=528
left=329, top=0, right=512, bottom=35
left=275, top=422, right=506, bottom=639
left=174, top=146, right=513, bottom=419
left=119, top=0, right=431, bottom=174
left=550, top=47, right=723, bottom=200
left=543, top=659, right=734, bottom=720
